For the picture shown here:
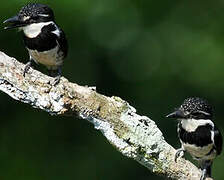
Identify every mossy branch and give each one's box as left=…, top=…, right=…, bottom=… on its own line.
left=0, top=51, right=212, bottom=180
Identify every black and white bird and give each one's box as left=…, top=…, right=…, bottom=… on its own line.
left=3, top=3, right=68, bottom=85
left=166, top=97, right=222, bottom=180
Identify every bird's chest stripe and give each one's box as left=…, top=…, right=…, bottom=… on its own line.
left=24, top=35, right=57, bottom=52
left=23, top=22, right=60, bottom=52
left=178, top=122, right=213, bottom=147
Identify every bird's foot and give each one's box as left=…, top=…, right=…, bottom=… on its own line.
left=23, top=61, right=33, bottom=77
left=200, top=168, right=207, bottom=180
left=200, top=160, right=212, bottom=180
left=175, top=148, right=185, bottom=162
left=52, top=75, right=61, bottom=86
left=48, top=67, right=62, bottom=86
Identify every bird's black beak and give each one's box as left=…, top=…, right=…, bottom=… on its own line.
left=3, top=15, right=26, bottom=30
left=166, top=110, right=185, bottom=119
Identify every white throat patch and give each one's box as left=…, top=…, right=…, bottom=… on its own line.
left=180, top=119, right=214, bottom=132
left=22, top=21, right=54, bottom=38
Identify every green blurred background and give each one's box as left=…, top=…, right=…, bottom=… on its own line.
left=0, top=0, right=224, bottom=179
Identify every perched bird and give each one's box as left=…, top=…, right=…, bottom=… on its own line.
left=166, top=97, right=222, bottom=180
left=3, top=3, right=68, bottom=85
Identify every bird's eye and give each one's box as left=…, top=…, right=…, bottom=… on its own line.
left=190, top=112, right=204, bottom=119
left=191, top=111, right=201, bottom=116
left=191, top=111, right=210, bottom=119
left=32, top=16, right=39, bottom=20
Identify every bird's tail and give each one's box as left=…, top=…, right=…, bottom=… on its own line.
left=206, top=162, right=212, bottom=177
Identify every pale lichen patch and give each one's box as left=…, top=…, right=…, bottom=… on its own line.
left=0, top=51, right=205, bottom=180
left=37, top=95, right=51, bottom=109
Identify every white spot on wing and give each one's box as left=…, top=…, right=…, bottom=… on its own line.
left=51, top=24, right=61, bottom=37
left=211, top=130, right=215, bottom=144
left=52, top=29, right=60, bottom=37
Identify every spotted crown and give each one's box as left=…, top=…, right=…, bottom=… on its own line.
left=179, top=97, right=213, bottom=116
left=18, top=3, right=54, bottom=20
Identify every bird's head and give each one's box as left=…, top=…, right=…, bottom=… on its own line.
left=166, top=97, right=213, bottom=120
left=3, top=3, right=54, bottom=30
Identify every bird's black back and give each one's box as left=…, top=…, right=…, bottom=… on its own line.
left=55, top=26, right=68, bottom=58
left=214, top=125, right=223, bottom=155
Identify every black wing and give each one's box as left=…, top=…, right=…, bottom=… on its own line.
left=55, top=27, right=68, bottom=58
left=214, top=125, right=223, bottom=155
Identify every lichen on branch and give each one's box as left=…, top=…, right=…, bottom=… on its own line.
left=0, top=51, right=210, bottom=180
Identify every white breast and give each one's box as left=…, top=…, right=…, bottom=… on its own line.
left=180, top=119, right=214, bottom=132
left=22, top=21, right=54, bottom=38
left=28, top=46, right=64, bottom=69
left=181, top=142, right=216, bottom=160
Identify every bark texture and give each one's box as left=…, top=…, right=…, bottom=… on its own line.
left=0, top=51, right=213, bottom=180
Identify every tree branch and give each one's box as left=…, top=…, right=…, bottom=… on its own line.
left=0, top=51, right=212, bottom=180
